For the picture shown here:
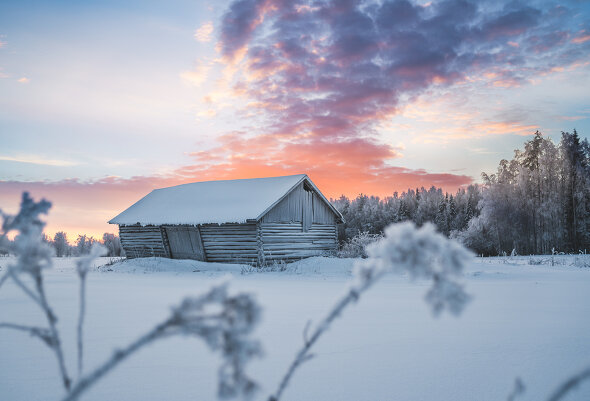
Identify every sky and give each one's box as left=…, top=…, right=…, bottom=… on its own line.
left=1, top=0, right=590, bottom=240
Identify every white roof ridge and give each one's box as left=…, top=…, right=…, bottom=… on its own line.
left=108, top=174, right=320, bottom=226
left=152, top=173, right=308, bottom=191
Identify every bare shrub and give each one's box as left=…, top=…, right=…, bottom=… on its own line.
left=338, top=231, right=383, bottom=258
left=242, top=259, right=289, bottom=274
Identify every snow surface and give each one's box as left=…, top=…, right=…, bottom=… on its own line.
left=108, top=174, right=307, bottom=225
left=1, top=255, right=590, bottom=401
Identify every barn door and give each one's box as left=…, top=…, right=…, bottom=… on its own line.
left=165, top=226, right=206, bottom=261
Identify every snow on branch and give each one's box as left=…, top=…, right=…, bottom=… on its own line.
left=270, top=222, right=473, bottom=401
left=170, top=284, right=262, bottom=398
left=360, top=222, right=473, bottom=316
left=1, top=192, right=53, bottom=277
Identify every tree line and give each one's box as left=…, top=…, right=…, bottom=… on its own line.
left=332, top=185, right=482, bottom=245
left=333, top=130, right=590, bottom=256
left=43, top=232, right=124, bottom=257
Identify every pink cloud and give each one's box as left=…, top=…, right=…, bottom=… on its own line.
left=1, top=137, right=473, bottom=238
left=572, top=34, right=590, bottom=44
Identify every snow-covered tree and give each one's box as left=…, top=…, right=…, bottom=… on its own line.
left=101, top=233, right=122, bottom=257
left=53, top=232, right=70, bottom=257
left=453, top=130, right=590, bottom=255
left=75, top=235, right=99, bottom=256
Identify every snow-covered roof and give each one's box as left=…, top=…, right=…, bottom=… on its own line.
left=109, top=174, right=340, bottom=226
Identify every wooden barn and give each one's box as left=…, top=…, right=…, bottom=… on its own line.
left=108, top=174, right=343, bottom=265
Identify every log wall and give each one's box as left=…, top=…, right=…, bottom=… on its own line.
left=258, top=222, right=338, bottom=263
left=199, top=223, right=258, bottom=264
left=117, top=179, right=339, bottom=264
left=119, top=225, right=169, bottom=258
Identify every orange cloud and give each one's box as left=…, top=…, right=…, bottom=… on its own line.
left=177, top=132, right=472, bottom=199
left=1, top=135, right=472, bottom=239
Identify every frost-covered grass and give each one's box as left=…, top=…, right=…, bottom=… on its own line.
left=478, top=254, right=590, bottom=268
left=1, top=255, right=589, bottom=401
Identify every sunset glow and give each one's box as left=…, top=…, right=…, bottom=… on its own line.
left=1, top=0, right=589, bottom=240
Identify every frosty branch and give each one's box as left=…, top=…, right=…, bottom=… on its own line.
left=0, top=192, right=72, bottom=390
left=269, top=222, right=473, bottom=401
left=0, top=322, right=55, bottom=347
left=63, top=282, right=262, bottom=401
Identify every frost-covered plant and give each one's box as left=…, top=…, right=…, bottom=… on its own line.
left=65, top=282, right=262, bottom=401
left=0, top=193, right=73, bottom=390
left=528, top=257, right=546, bottom=265
left=269, top=222, right=473, bottom=401
left=338, top=231, right=383, bottom=258
left=243, top=259, right=289, bottom=274
left=0, top=194, right=109, bottom=391
left=1, top=193, right=262, bottom=401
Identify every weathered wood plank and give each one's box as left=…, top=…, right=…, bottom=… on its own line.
left=199, top=223, right=257, bottom=264
left=257, top=221, right=337, bottom=264
left=119, top=225, right=167, bottom=259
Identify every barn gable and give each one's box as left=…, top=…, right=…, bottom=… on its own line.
left=260, top=180, right=338, bottom=227
left=109, top=174, right=342, bottom=264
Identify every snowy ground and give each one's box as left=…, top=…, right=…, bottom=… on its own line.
left=1, top=255, right=589, bottom=401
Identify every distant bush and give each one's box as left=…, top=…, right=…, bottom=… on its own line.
left=338, top=231, right=383, bottom=258
left=101, top=233, right=124, bottom=257
left=242, top=260, right=289, bottom=274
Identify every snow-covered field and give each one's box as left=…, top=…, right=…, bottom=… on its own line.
left=1, top=255, right=589, bottom=401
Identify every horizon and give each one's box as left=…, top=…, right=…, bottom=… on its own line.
left=1, top=0, right=589, bottom=239
left=6, top=173, right=484, bottom=242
